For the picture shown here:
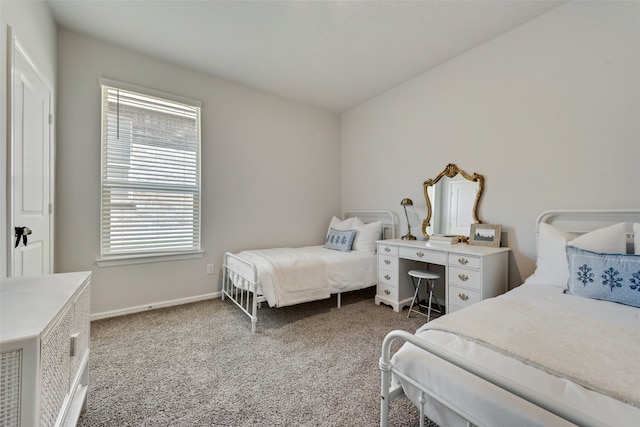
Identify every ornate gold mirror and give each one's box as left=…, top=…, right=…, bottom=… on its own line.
left=422, top=163, right=484, bottom=240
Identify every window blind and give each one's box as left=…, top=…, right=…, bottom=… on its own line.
left=100, top=83, right=201, bottom=257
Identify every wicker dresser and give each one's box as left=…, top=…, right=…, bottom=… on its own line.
left=1, top=272, right=91, bottom=427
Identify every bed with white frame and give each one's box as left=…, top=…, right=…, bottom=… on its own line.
left=222, top=211, right=396, bottom=333
left=380, top=209, right=640, bottom=427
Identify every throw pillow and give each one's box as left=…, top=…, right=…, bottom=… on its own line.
left=325, top=228, right=357, bottom=252
left=565, top=245, right=640, bottom=308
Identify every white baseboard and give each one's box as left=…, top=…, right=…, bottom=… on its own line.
left=90, top=291, right=221, bottom=321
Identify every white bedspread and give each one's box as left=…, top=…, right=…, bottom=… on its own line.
left=422, top=291, right=640, bottom=408
left=228, top=246, right=376, bottom=307
left=392, top=283, right=640, bottom=427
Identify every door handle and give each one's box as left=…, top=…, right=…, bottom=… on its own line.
left=14, top=226, right=32, bottom=248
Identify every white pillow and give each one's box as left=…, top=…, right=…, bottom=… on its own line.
left=352, top=220, right=381, bottom=255
left=351, top=216, right=365, bottom=229
left=326, top=216, right=354, bottom=237
left=525, top=223, right=572, bottom=287
left=525, top=222, right=627, bottom=288
left=635, top=223, right=640, bottom=255
left=570, top=222, right=626, bottom=254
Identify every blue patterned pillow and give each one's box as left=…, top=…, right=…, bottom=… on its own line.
left=325, top=228, right=357, bottom=252
left=565, top=245, right=640, bottom=308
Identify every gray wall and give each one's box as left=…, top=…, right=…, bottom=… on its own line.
left=5, top=1, right=640, bottom=315
left=56, top=31, right=341, bottom=315
left=340, top=1, right=640, bottom=287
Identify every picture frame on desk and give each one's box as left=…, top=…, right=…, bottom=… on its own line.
left=469, top=224, right=502, bottom=247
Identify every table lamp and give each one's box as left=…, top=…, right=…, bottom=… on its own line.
left=400, top=198, right=416, bottom=240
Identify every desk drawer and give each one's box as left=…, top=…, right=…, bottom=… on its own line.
left=447, top=303, right=467, bottom=314
left=378, top=243, right=398, bottom=256
left=449, top=267, right=481, bottom=290
left=449, top=285, right=480, bottom=307
left=378, top=255, right=398, bottom=271
left=399, top=247, right=447, bottom=264
left=449, top=254, right=481, bottom=269
left=377, top=283, right=397, bottom=301
left=378, top=270, right=398, bottom=288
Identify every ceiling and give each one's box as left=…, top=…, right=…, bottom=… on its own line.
left=47, top=0, right=564, bottom=112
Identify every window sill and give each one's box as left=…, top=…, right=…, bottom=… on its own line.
left=96, top=250, right=204, bottom=267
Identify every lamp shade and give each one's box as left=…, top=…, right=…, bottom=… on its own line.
left=400, top=198, right=413, bottom=207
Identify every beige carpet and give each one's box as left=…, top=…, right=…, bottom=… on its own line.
left=78, top=288, right=439, bottom=426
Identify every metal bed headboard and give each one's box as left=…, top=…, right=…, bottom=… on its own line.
left=343, top=210, right=397, bottom=239
left=536, top=208, right=640, bottom=253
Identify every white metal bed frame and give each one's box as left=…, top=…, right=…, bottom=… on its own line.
left=222, top=210, right=396, bottom=333
left=379, top=208, right=640, bottom=427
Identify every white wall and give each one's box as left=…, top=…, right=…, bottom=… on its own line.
left=56, top=30, right=341, bottom=315
left=0, top=0, right=57, bottom=278
left=10, top=1, right=640, bottom=313
left=340, top=1, right=640, bottom=287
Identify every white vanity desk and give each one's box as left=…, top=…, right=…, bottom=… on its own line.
left=376, top=239, right=509, bottom=314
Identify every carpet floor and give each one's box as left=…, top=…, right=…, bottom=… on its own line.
left=78, top=288, right=439, bottom=426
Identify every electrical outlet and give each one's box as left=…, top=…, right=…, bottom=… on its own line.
left=206, top=263, right=214, bottom=275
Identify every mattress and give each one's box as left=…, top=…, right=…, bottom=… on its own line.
left=227, top=245, right=376, bottom=307
left=391, top=282, right=640, bottom=427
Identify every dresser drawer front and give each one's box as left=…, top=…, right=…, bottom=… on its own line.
left=378, top=255, right=398, bottom=271
left=378, top=243, right=398, bottom=256
left=41, top=306, right=72, bottom=427
left=399, top=247, right=447, bottom=264
left=449, top=285, right=480, bottom=307
left=70, top=283, right=90, bottom=381
left=449, top=267, right=481, bottom=290
left=377, top=283, right=398, bottom=301
left=450, top=254, right=481, bottom=269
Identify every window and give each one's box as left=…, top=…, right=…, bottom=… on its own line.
left=99, top=79, right=201, bottom=261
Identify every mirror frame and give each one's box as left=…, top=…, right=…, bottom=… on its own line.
left=422, top=163, right=485, bottom=239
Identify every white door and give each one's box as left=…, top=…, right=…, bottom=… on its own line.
left=10, top=41, right=53, bottom=277
left=447, top=180, right=477, bottom=236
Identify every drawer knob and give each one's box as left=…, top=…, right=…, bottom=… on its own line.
left=458, top=257, right=469, bottom=265
left=458, top=274, right=469, bottom=282
left=458, top=293, right=469, bottom=301
left=384, top=259, right=391, bottom=265
left=416, top=251, right=425, bottom=258
left=384, top=247, right=391, bottom=253
left=384, top=274, right=391, bottom=281
left=384, top=289, right=391, bottom=295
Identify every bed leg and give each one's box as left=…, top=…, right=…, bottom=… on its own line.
left=379, top=357, right=391, bottom=427
left=221, top=268, right=226, bottom=300
left=251, top=284, right=258, bottom=334
left=419, top=392, right=426, bottom=427
left=337, top=293, right=341, bottom=308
